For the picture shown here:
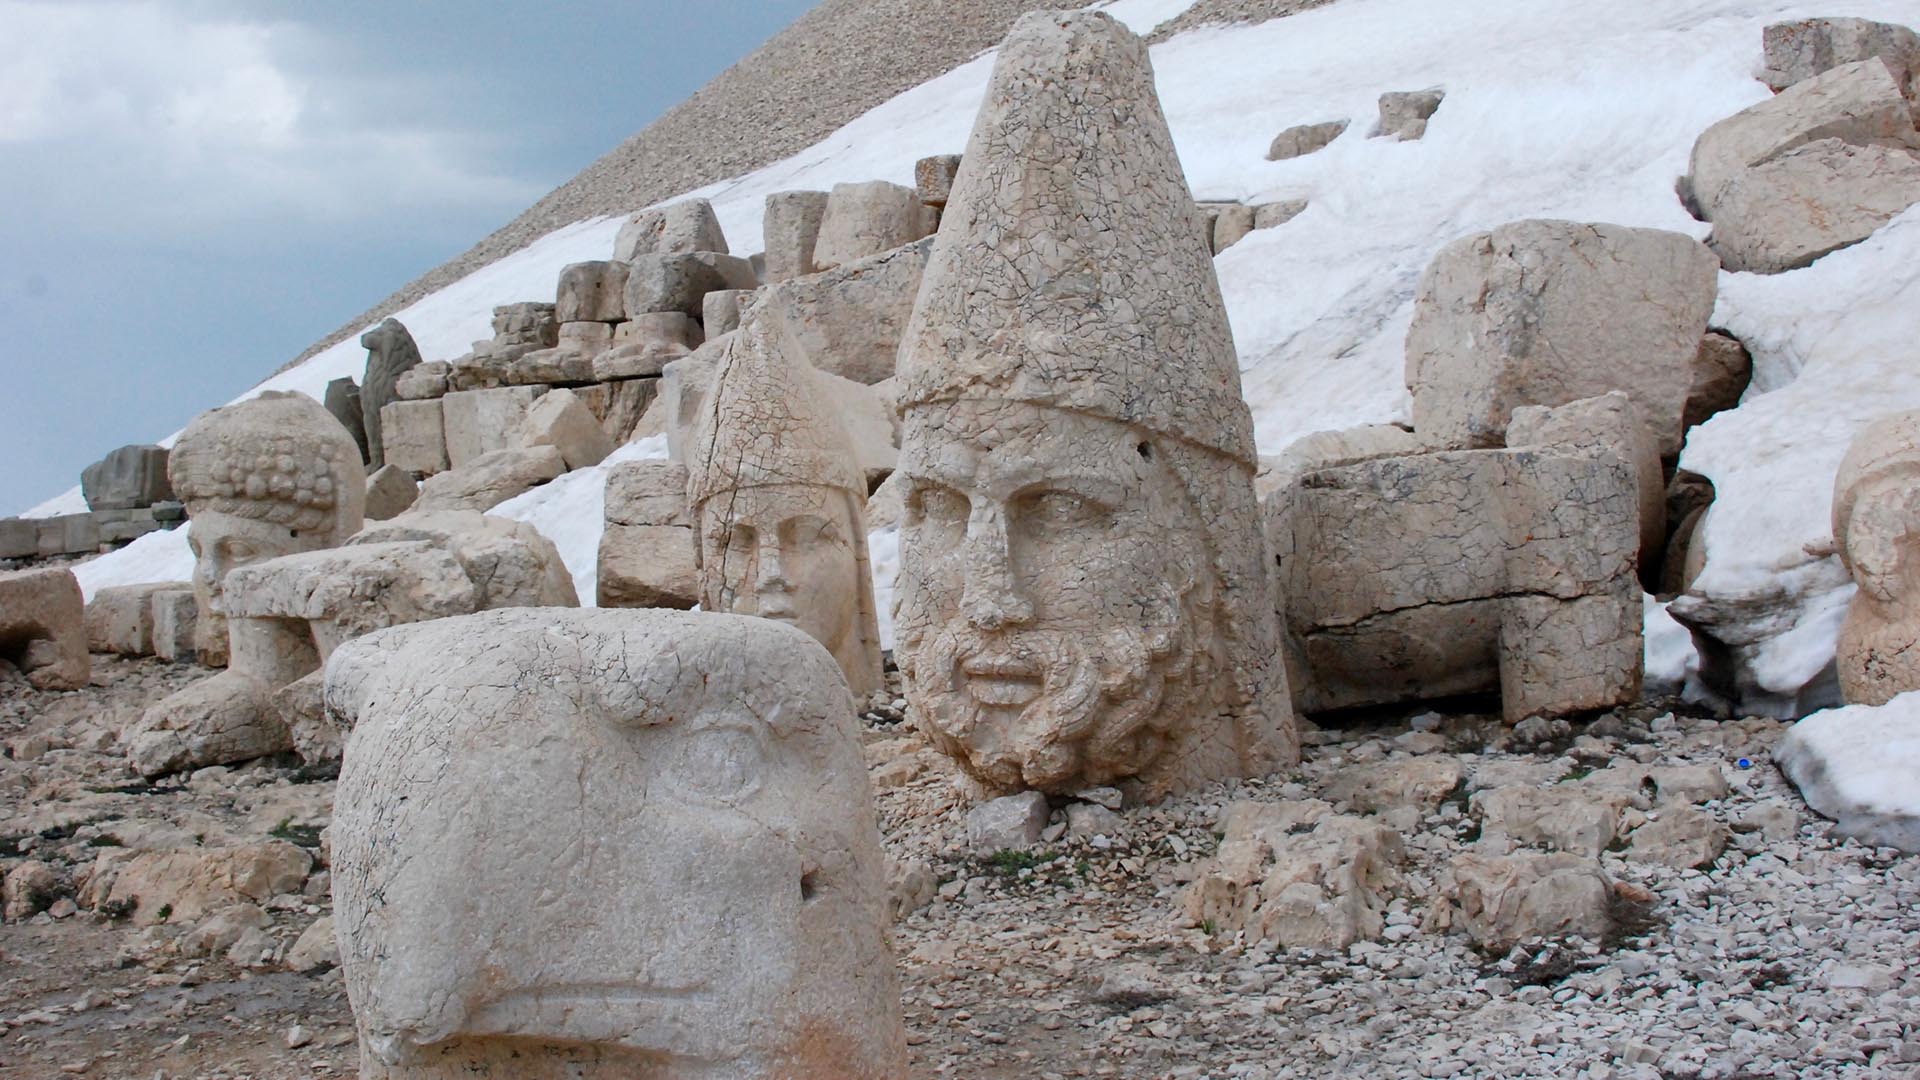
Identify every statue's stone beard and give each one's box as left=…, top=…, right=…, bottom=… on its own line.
left=899, top=581, right=1210, bottom=793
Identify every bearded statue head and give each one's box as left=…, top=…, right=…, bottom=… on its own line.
left=891, top=11, right=1296, bottom=801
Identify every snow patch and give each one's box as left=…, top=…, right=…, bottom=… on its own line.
left=490, top=435, right=669, bottom=606
left=1777, top=691, right=1920, bottom=851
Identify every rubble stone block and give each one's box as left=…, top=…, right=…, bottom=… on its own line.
left=554, top=260, right=630, bottom=323
left=966, top=792, right=1050, bottom=852
left=393, top=360, right=450, bottom=401
left=1183, top=799, right=1403, bottom=950
left=556, top=320, right=614, bottom=353
left=362, top=464, right=418, bottom=521
left=441, top=386, right=545, bottom=468
left=151, top=588, right=199, bottom=662
left=596, top=523, right=698, bottom=609
left=518, top=388, right=614, bottom=470
left=761, top=236, right=931, bottom=385
left=915, top=154, right=963, bottom=207
left=379, top=399, right=450, bottom=476
left=1707, top=138, right=1920, bottom=273
left=604, top=460, right=690, bottom=527
left=812, top=180, right=937, bottom=270
left=1449, top=852, right=1613, bottom=950
left=1375, top=87, right=1445, bottom=140
left=97, top=508, right=166, bottom=545
left=623, top=252, right=758, bottom=318
left=1689, top=59, right=1920, bottom=222
left=1686, top=331, right=1753, bottom=431
left=1508, top=391, right=1666, bottom=572
left=594, top=311, right=701, bottom=381
left=572, top=378, right=661, bottom=444
left=0, top=567, right=90, bottom=689
left=411, top=446, right=566, bottom=514
left=1267, top=119, right=1348, bottom=160
left=1204, top=203, right=1256, bottom=252
left=612, top=197, right=729, bottom=260
left=86, top=582, right=189, bottom=655
left=1405, top=219, right=1720, bottom=455
left=1762, top=17, right=1920, bottom=96
left=490, top=302, right=559, bottom=347
left=763, top=189, right=831, bottom=283
left=1254, top=199, right=1308, bottom=230
left=1270, top=446, right=1641, bottom=722
left=702, top=288, right=755, bottom=336
left=82, top=444, right=173, bottom=511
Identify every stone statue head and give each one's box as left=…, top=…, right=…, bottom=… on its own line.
left=891, top=11, right=1296, bottom=801
left=327, top=608, right=906, bottom=1079
left=1833, top=410, right=1920, bottom=705
left=169, top=392, right=366, bottom=624
left=687, top=302, right=885, bottom=699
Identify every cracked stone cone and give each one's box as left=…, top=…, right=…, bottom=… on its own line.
left=893, top=10, right=1297, bottom=801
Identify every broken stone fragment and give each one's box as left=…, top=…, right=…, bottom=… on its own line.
left=612, top=196, right=728, bottom=260
left=1267, top=119, right=1347, bottom=160
left=1375, top=87, right=1445, bottom=140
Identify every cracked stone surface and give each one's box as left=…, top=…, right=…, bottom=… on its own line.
left=1268, top=444, right=1642, bottom=722
left=894, top=11, right=1295, bottom=802
left=1405, top=219, right=1719, bottom=456
left=688, top=302, right=886, bottom=700
left=1763, top=16, right=1920, bottom=95
left=326, top=608, right=906, bottom=1079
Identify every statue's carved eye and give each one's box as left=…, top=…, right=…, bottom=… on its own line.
left=908, top=483, right=970, bottom=529
left=663, top=722, right=767, bottom=805
left=1015, top=489, right=1107, bottom=534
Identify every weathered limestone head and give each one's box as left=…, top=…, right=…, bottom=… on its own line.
left=327, top=609, right=906, bottom=1079
left=687, top=302, right=885, bottom=699
left=169, top=392, right=366, bottom=628
left=893, top=11, right=1296, bottom=801
left=1833, top=410, right=1920, bottom=704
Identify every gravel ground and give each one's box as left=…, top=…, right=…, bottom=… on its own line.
left=4, top=655, right=1916, bottom=1078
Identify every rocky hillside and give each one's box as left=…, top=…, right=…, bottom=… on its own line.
left=283, top=0, right=1088, bottom=374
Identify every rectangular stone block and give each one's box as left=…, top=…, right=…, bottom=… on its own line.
left=380, top=399, right=450, bottom=476
left=604, top=461, right=690, bottom=527
left=761, top=236, right=930, bottom=384
left=557, top=320, right=615, bottom=351
left=442, top=387, right=546, bottom=469
left=596, top=523, right=698, bottom=609
left=99, top=510, right=164, bottom=545
left=915, top=154, right=962, bottom=208
left=150, top=588, right=200, bottom=662
left=624, top=253, right=759, bottom=318
left=555, top=261, right=630, bottom=323
left=0, top=518, right=35, bottom=560
left=813, top=180, right=936, bottom=271
left=86, top=582, right=189, bottom=655
left=0, top=566, right=88, bottom=689
left=763, top=190, right=830, bottom=283
left=36, top=513, right=100, bottom=557
left=394, top=360, right=451, bottom=401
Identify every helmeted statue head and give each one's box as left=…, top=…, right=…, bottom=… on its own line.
left=169, top=391, right=366, bottom=630
left=686, top=301, right=885, bottom=699
left=327, top=608, right=907, bottom=1079
left=891, top=11, right=1297, bottom=801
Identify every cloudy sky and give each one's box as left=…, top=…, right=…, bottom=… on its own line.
left=0, top=0, right=816, bottom=514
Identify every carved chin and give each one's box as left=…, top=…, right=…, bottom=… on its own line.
left=904, top=619, right=1195, bottom=793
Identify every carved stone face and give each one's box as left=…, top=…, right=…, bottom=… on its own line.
left=329, top=610, right=903, bottom=1078
left=894, top=397, right=1214, bottom=793
left=699, top=484, right=860, bottom=661
left=186, top=510, right=324, bottom=618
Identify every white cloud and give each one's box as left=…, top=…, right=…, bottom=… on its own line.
left=0, top=1, right=540, bottom=231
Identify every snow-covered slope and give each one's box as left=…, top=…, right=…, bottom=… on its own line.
left=54, top=0, right=1920, bottom=716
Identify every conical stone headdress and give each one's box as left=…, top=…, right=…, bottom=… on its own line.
left=687, top=303, right=868, bottom=508
left=896, top=10, right=1256, bottom=469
